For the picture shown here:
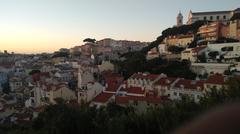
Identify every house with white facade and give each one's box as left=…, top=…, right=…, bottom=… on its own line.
left=191, top=63, right=231, bottom=75
left=158, top=44, right=168, bottom=55
left=90, top=71, right=124, bottom=108
left=29, top=82, right=76, bottom=107
left=9, top=76, right=24, bottom=92
left=77, top=82, right=104, bottom=104
left=153, top=77, right=179, bottom=97
left=170, top=79, right=205, bottom=102
left=187, top=9, right=234, bottom=24
left=181, top=46, right=207, bottom=62
left=126, top=73, right=165, bottom=91
left=206, top=42, right=240, bottom=61
left=98, top=61, right=114, bottom=72
left=204, top=74, right=227, bottom=91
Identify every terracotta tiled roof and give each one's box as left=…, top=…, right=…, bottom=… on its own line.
left=174, top=79, right=205, bottom=90
left=106, top=82, right=120, bottom=92
left=102, top=71, right=123, bottom=92
left=115, top=96, right=129, bottom=104
left=92, top=92, right=114, bottom=103
left=126, top=87, right=145, bottom=95
left=206, top=74, right=225, bottom=85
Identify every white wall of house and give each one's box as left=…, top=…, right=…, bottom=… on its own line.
left=78, top=82, right=104, bottom=103
left=52, top=86, right=76, bottom=101
left=158, top=44, right=167, bottom=55
left=204, top=83, right=224, bottom=92
left=188, top=11, right=231, bottom=24
left=181, top=49, right=195, bottom=62
left=98, top=61, right=114, bottom=72
left=207, top=42, right=240, bottom=59
left=170, top=87, right=203, bottom=102
left=191, top=63, right=231, bottom=75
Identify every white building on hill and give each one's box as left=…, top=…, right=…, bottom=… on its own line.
left=187, top=8, right=240, bottom=24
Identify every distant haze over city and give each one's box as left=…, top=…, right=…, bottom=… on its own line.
left=0, top=0, right=240, bottom=54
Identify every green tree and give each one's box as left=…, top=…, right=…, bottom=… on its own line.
left=83, top=38, right=96, bottom=43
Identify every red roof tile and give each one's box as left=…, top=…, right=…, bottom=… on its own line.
left=174, top=79, right=205, bottom=90
left=206, top=74, right=225, bottom=85
left=126, top=87, right=145, bottom=95
left=106, top=82, right=120, bottom=92
left=102, top=71, right=123, bottom=92
left=92, top=92, right=114, bottom=103
left=115, top=96, right=129, bottom=104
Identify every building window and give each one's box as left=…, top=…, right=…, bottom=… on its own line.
left=210, top=16, right=213, bottom=20
left=221, top=46, right=233, bottom=52
left=217, top=16, right=219, bottom=20
left=204, top=16, right=207, bottom=20
left=223, top=15, right=226, bottom=19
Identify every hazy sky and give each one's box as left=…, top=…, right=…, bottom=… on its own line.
left=0, top=0, right=240, bottom=53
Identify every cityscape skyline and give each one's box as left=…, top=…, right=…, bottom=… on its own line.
left=1, top=1, right=240, bottom=133
left=0, top=0, right=240, bottom=54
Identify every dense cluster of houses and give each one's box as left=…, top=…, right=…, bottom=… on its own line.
left=90, top=72, right=227, bottom=112
left=0, top=48, right=229, bottom=123
left=70, top=38, right=148, bottom=61
left=1, top=7, right=240, bottom=125
left=0, top=38, right=149, bottom=124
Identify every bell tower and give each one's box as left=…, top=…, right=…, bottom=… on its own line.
left=177, top=11, right=183, bottom=26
